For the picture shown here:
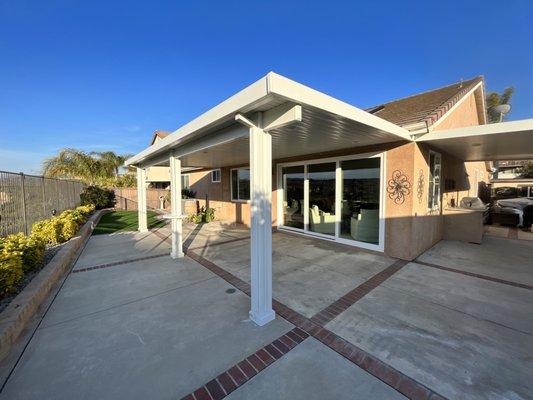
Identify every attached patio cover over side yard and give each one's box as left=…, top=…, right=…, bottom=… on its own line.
left=126, top=72, right=533, bottom=326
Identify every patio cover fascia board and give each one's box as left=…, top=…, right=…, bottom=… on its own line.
left=416, top=119, right=533, bottom=161
left=125, top=72, right=412, bottom=168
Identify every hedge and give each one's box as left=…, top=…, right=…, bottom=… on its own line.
left=0, top=204, right=95, bottom=296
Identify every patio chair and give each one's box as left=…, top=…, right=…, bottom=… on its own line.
left=350, top=209, right=379, bottom=243
left=309, top=205, right=335, bottom=234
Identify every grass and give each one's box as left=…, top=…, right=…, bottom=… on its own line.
left=93, top=211, right=166, bottom=235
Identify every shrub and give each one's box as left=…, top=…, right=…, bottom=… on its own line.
left=0, top=253, right=24, bottom=296
left=76, top=204, right=95, bottom=216
left=80, top=185, right=115, bottom=209
left=189, top=206, right=215, bottom=224
left=0, top=233, right=45, bottom=272
left=182, top=188, right=196, bottom=199
left=31, top=203, right=95, bottom=245
left=31, top=217, right=65, bottom=245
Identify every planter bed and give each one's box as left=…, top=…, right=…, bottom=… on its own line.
left=0, top=209, right=109, bottom=362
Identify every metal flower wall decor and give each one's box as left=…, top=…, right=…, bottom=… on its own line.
left=387, top=170, right=412, bottom=205
left=417, top=169, right=424, bottom=204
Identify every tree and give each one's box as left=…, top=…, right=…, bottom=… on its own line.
left=43, top=148, right=133, bottom=186
left=92, top=151, right=132, bottom=178
left=518, top=161, right=533, bottom=178
left=43, top=149, right=106, bottom=185
left=486, top=87, right=514, bottom=123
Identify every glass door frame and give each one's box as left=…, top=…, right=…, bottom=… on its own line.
left=276, top=151, right=385, bottom=252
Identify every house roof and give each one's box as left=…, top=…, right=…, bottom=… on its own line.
left=150, top=130, right=170, bottom=145
left=369, top=76, right=484, bottom=130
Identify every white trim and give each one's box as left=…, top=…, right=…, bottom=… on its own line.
left=136, top=167, right=148, bottom=233
left=419, top=118, right=533, bottom=141
left=230, top=167, right=251, bottom=202
left=170, top=155, right=184, bottom=258
left=427, top=150, right=442, bottom=212
left=276, top=151, right=385, bottom=252
left=429, top=81, right=484, bottom=131
left=181, top=173, right=190, bottom=189
left=211, top=169, right=221, bottom=183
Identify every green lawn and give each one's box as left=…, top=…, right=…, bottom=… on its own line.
left=93, top=210, right=166, bottom=235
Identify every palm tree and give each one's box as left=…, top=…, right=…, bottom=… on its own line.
left=43, top=149, right=103, bottom=184
left=42, top=149, right=132, bottom=185
left=92, top=151, right=132, bottom=178
left=486, top=87, right=514, bottom=123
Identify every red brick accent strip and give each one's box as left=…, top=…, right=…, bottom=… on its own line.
left=71, top=253, right=169, bottom=274
left=415, top=260, right=533, bottom=291
left=310, top=259, right=408, bottom=325
left=186, top=250, right=251, bottom=295
left=181, top=327, right=308, bottom=400
left=185, top=251, right=447, bottom=399
left=187, top=236, right=250, bottom=251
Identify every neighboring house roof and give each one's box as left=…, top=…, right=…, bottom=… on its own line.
left=368, top=76, right=484, bottom=131
left=150, top=130, right=171, bottom=145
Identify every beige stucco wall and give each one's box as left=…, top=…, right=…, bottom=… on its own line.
left=432, top=93, right=481, bottom=131
left=384, top=92, right=489, bottom=260
left=145, top=166, right=170, bottom=183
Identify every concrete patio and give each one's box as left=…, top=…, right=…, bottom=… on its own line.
left=1, top=223, right=532, bottom=400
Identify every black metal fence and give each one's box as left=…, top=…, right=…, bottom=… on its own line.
left=0, top=170, right=84, bottom=237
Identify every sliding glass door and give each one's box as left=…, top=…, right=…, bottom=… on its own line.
left=279, top=154, right=383, bottom=250
left=281, top=166, right=304, bottom=229
left=308, top=163, right=336, bottom=236
left=339, top=158, right=380, bottom=245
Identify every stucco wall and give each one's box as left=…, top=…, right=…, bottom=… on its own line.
left=187, top=167, right=279, bottom=227
left=145, top=166, right=170, bottom=183
left=432, top=93, right=481, bottom=131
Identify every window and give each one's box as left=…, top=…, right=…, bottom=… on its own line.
left=231, top=168, right=250, bottom=201
left=428, top=151, right=442, bottom=210
left=181, top=174, right=190, bottom=189
left=211, top=169, right=221, bottom=183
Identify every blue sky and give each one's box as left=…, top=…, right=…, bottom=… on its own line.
left=1, top=0, right=532, bottom=174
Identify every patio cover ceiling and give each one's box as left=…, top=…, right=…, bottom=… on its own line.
left=416, top=119, right=533, bottom=161
left=126, top=72, right=412, bottom=168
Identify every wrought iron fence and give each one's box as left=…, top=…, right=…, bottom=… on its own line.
left=0, top=170, right=84, bottom=237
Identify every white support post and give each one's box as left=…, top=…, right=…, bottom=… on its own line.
left=248, top=121, right=275, bottom=326
left=236, top=106, right=300, bottom=327
left=169, top=155, right=184, bottom=258
left=136, top=167, right=148, bottom=232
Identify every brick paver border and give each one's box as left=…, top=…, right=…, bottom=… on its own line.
left=185, top=249, right=446, bottom=400
left=414, top=260, right=533, bottom=291
left=71, top=253, right=169, bottom=274
left=182, top=327, right=309, bottom=400
left=311, top=259, right=408, bottom=326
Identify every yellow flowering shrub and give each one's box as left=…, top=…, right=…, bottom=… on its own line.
left=0, top=253, right=24, bottom=295
left=0, top=233, right=45, bottom=272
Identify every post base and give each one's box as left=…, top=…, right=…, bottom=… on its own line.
left=249, top=309, right=275, bottom=326
left=171, top=251, right=185, bottom=259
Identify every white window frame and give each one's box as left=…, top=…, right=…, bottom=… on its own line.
left=276, top=152, right=385, bottom=252
left=211, top=169, right=221, bottom=183
left=181, top=174, right=190, bottom=189
left=427, top=150, right=442, bottom=211
left=230, top=167, right=250, bottom=203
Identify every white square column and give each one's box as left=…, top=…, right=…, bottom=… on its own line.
left=169, top=155, right=184, bottom=258
left=249, top=125, right=275, bottom=326
left=136, top=167, right=148, bottom=232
